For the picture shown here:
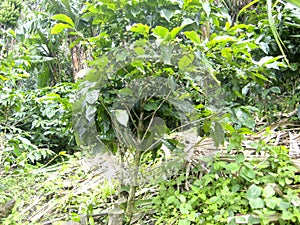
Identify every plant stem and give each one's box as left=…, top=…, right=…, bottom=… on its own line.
left=126, top=99, right=145, bottom=222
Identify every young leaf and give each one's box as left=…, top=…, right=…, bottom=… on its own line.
left=130, top=23, right=150, bottom=37
left=51, top=14, right=75, bottom=27
left=184, top=31, right=201, bottom=44
left=152, top=26, right=170, bottom=40
left=170, top=26, right=183, bottom=40
left=51, top=23, right=73, bottom=34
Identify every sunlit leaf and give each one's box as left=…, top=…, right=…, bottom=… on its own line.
left=51, top=23, right=73, bottom=34
left=257, top=56, right=282, bottom=66
left=170, top=26, right=183, bottom=39
left=184, top=31, right=201, bottom=44
left=59, top=151, right=67, bottom=156
left=152, top=26, right=170, bottom=40
left=51, top=14, right=75, bottom=27
left=130, top=23, right=150, bottom=37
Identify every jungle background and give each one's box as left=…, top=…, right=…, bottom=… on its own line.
left=1, top=0, right=300, bottom=224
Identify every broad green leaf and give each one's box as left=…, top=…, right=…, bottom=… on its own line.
left=227, top=162, right=239, bottom=172
left=130, top=23, right=150, bottom=37
left=59, top=151, right=67, bottom=156
left=279, top=200, right=291, bottom=210
left=8, top=29, right=16, bottom=38
left=237, top=127, right=254, bottom=135
left=180, top=204, right=189, bottom=214
left=178, top=54, right=194, bottom=70
left=106, top=2, right=117, bottom=10
left=51, top=23, right=73, bottom=34
left=184, top=31, right=201, bottom=44
left=241, top=166, right=255, bottom=181
left=144, top=101, right=159, bottom=111
left=249, top=198, right=265, bottom=209
left=234, top=108, right=255, bottom=129
left=290, top=63, right=299, bottom=71
left=221, top=48, right=232, bottom=59
left=282, top=210, right=294, bottom=220
left=134, top=46, right=145, bottom=55
left=149, top=117, right=167, bottom=136
left=265, top=197, right=278, bottom=209
left=263, top=185, right=275, bottom=198
left=268, top=86, right=281, bottom=94
left=116, top=49, right=130, bottom=62
left=246, top=184, right=261, bottom=199
left=236, top=153, right=245, bottom=163
left=113, top=109, right=129, bottom=127
left=225, top=22, right=231, bottom=31
left=179, top=195, right=186, bottom=203
left=86, top=90, right=99, bottom=104
left=170, top=26, right=183, bottom=40
left=206, top=196, right=219, bottom=204
left=166, top=196, right=177, bottom=204
left=187, top=212, right=197, bottom=222
left=51, top=14, right=74, bottom=27
left=152, top=26, right=170, bottom=40
left=27, top=154, right=36, bottom=163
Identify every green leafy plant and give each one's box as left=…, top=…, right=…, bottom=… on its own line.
left=0, top=79, right=76, bottom=167
left=151, top=141, right=300, bottom=224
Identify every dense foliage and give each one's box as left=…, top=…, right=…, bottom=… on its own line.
left=1, top=0, right=300, bottom=224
